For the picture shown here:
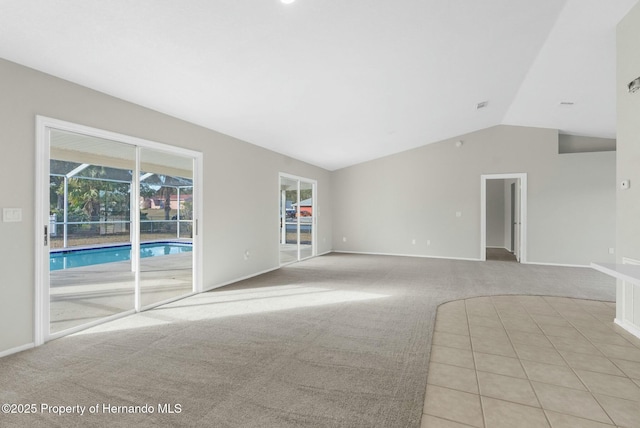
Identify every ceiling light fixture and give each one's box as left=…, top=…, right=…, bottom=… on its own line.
left=281, top=0, right=296, bottom=4
left=476, top=101, right=488, bottom=110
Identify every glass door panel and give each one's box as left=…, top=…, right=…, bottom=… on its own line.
left=280, top=177, right=298, bottom=264
left=299, top=180, right=314, bottom=260
left=49, top=130, right=135, bottom=334
left=139, top=148, right=194, bottom=308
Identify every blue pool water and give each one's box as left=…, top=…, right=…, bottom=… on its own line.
left=50, top=242, right=192, bottom=271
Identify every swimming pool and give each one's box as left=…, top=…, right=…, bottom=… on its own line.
left=50, top=242, right=192, bottom=271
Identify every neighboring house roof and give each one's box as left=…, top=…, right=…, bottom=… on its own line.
left=293, top=198, right=313, bottom=207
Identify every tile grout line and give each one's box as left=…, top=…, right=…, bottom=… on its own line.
left=431, top=296, right=639, bottom=427
left=422, top=303, right=479, bottom=428
left=560, top=299, right=640, bottom=423
left=465, top=298, right=487, bottom=428
left=534, top=297, right=619, bottom=425
left=572, top=309, right=640, bottom=371
left=491, top=296, right=551, bottom=428
left=546, top=297, right=640, bottom=387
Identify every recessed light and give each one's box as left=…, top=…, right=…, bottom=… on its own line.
left=281, top=0, right=296, bottom=4
left=476, top=101, right=488, bottom=110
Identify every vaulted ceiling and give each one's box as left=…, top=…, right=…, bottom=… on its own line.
left=0, top=0, right=636, bottom=170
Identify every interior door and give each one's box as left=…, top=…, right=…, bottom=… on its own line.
left=510, top=182, right=515, bottom=253
left=514, top=179, right=521, bottom=262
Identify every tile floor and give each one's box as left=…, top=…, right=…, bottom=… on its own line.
left=422, top=296, right=640, bottom=428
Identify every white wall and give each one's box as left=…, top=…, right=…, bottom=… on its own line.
left=0, top=58, right=332, bottom=354
left=331, top=125, right=616, bottom=265
left=616, top=2, right=640, bottom=335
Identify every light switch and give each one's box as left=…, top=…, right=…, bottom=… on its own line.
left=3, top=208, right=22, bottom=222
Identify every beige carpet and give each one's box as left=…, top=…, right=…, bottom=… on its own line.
left=0, top=253, right=616, bottom=427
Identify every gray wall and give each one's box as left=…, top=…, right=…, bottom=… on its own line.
left=617, top=3, right=640, bottom=264
left=503, top=179, right=517, bottom=251
left=0, top=58, right=332, bottom=354
left=486, top=179, right=506, bottom=248
left=331, top=125, right=615, bottom=265
left=0, top=54, right=621, bottom=355
left=616, top=3, right=640, bottom=327
left=558, top=134, right=616, bottom=154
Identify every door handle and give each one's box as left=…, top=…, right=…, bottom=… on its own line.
left=44, top=225, right=48, bottom=246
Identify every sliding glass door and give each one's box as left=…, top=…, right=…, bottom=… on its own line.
left=49, top=130, right=136, bottom=334
left=279, top=174, right=316, bottom=264
left=37, top=117, right=202, bottom=342
left=139, top=148, right=194, bottom=308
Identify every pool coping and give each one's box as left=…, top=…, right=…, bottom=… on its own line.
left=50, top=239, right=193, bottom=254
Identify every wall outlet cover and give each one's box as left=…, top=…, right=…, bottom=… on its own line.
left=2, top=208, right=22, bottom=222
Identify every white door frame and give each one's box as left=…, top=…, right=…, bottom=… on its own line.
left=35, top=116, right=203, bottom=345
left=279, top=172, right=317, bottom=265
left=480, top=173, right=527, bottom=262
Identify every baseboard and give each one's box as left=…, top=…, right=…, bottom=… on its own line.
left=203, top=266, right=281, bottom=292
left=522, top=261, right=590, bottom=268
left=331, top=251, right=594, bottom=267
left=332, top=250, right=481, bottom=262
left=0, top=342, right=35, bottom=358
left=615, top=318, right=640, bottom=340
left=203, top=252, right=333, bottom=292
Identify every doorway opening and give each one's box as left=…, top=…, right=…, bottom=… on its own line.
left=480, top=173, right=527, bottom=262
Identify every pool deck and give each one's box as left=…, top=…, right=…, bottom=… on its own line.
left=49, top=252, right=193, bottom=334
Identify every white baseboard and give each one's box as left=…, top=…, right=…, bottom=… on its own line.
left=0, top=342, right=35, bottom=358
left=203, top=266, right=281, bottom=292
left=332, top=251, right=594, bottom=267
left=204, top=251, right=333, bottom=292
left=522, top=261, right=590, bottom=268
left=332, top=250, right=481, bottom=262
left=615, top=318, right=640, bottom=340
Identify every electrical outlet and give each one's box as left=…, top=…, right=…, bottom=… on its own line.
left=342, top=236, right=347, bottom=242
left=412, top=239, right=416, bottom=245
left=427, top=240, right=431, bottom=246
